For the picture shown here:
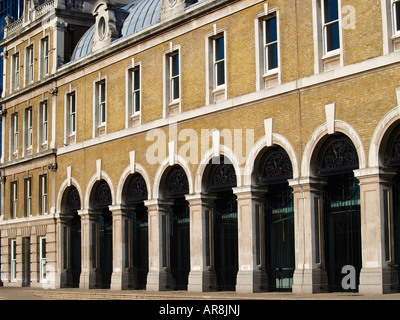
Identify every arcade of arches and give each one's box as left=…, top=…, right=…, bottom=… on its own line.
left=54, top=127, right=400, bottom=294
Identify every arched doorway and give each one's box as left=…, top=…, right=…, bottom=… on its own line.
left=162, top=165, right=190, bottom=290
left=383, top=124, right=400, bottom=290
left=91, top=180, right=113, bottom=289
left=61, top=186, right=81, bottom=288
left=122, top=173, right=149, bottom=289
left=315, top=133, right=362, bottom=292
left=205, top=156, right=238, bottom=291
left=255, top=146, right=294, bottom=291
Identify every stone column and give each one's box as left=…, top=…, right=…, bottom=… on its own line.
left=186, top=193, right=216, bottom=292
left=234, top=186, right=267, bottom=293
left=355, top=168, right=397, bottom=294
left=79, top=209, right=101, bottom=289
left=290, top=178, right=328, bottom=294
left=145, top=199, right=173, bottom=291
left=55, top=213, right=73, bottom=288
left=110, top=205, right=134, bottom=290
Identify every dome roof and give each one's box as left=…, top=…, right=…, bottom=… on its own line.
left=70, top=0, right=163, bottom=62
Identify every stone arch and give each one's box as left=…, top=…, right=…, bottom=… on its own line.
left=244, top=133, right=299, bottom=186
left=195, top=145, right=242, bottom=194
left=369, top=107, right=400, bottom=168
left=84, top=171, right=115, bottom=209
left=116, top=164, right=152, bottom=204
left=301, top=120, right=366, bottom=177
left=153, top=155, right=193, bottom=199
left=57, top=178, right=84, bottom=213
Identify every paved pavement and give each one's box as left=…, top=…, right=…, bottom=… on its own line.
left=0, top=286, right=400, bottom=300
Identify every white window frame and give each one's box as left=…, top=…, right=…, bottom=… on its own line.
left=12, top=52, right=20, bottom=90
left=26, top=44, right=34, bottom=84
left=11, top=113, right=19, bottom=156
left=26, top=178, right=32, bottom=217
left=312, top=0, right=343, bottom=73
left=263, top=15, right=279, bottom=74
left=39, top=100, right=48, bottom=148
left=39, top=236, right=46, bottom=282
left=393, top=0, right=400, bottom=34
left=255, top=7, right=281, bottom=91
left=12, top=181, right=18, bottom=219
left=206, top=29, right=227, bottom=104
left=11, top=239, right=17, bottom=281
left=213, top=35, right=226, bottom=89
left=163, top=46, right=181, bottom=118
left=25, top=107, right=33, bottom=154
left=322, top=0, right=340, bottom=55
left=126, top=62, right=142, bottom=127
left=93, top=79, right=107, bottom=137
left=131, top=67, right=141, bottom=115
left=41, top=36, right=49, bottom=77
left=40, top=174, right=48, bottom=215
left=169, top=52, right=180, bottom=103
left=65, top=91, right=77, bottom=144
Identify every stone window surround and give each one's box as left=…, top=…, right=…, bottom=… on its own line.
left=312, top=0, right=344, bottom=74
left=255, top=4, right=281, bottom=91
left=125, top=59, right=142, bottom=128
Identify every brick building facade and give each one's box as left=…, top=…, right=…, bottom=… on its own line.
left=0, top=0, right=400, bottom=294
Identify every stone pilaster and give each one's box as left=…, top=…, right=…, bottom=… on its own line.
left=144, top=199, right=173, bottom=291
left=110, top=205, right=134, bottom=290
left=233, top=186, right=268, bottom=293
left=79, top=209, right=101, bottom=289
left=355, top=168, right=398, bottom=294
left=290, top=178, right=328, bottom=294
left=55, top=213, right=73, bottom=288
left=186, top=193, right=217, bottom=292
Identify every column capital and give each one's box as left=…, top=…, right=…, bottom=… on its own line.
left=289, top=177, right=326, bottom=193
left=185, top=193, right=216, bottom=205
left=144, top=198, right=173, bottom=212
left=354, top=167, right=397, bottom=185
left=232, top=185, right=267, bottom=198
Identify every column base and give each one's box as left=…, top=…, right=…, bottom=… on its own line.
left=359, top=267, right=398, bottom=294
left=292, top=268, right=328, bottom=294
left=110, top=271, right=134, bottom=290
left=188, top=270, right=217, bottom=292
left=79, top=271, right=99, bottom=289
left=236, top=269, right=268, bottom=293
left=146, top=270, right=170, bottom=291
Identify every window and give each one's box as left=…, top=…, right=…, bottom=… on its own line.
left=164, top=48, right=181, bottom=117
left=66, top=92, right=76, bottom=143
left=131, top=67, right=141, bottom=114
left=11, top=239, right=17, bottom=281
left=213, top=35, right=225, bottom=88
left=313, top=0, right=342, bottom=72
left=12, top=113, right=19, bottom=155
left=12, top=53, right=20, bottom=90
left=39, top=175, right=47, bottom=215
left=41, top=37, right=49, bottom=76
left=25, top=178, right=32, bottom=217
left=256, top=10, right=280, bottom=90
left=94, top=80, right=106, bottom=136
left=40, top=101, right=48, bottom=147
left=393, top=0, right=400, bottom=34
left=40, top=236, right=46, bottom=281
left=25, top=107, right=33, bottom=153
left=264, top=16, right=278, bottom=72
left=322, top=0, right=340, bottom=53
left=26, top=45, right=34, bottom=84
left=169, top=52, right=180, bottom=102
left=127, top=66, right=141, bottom=127
left=207, top=32, right=227, bottom=103
left=11, top=181, right=18, bottom=219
